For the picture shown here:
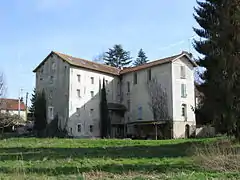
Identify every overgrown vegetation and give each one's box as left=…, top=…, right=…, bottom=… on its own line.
left=0, top=138, right=239, bottom=179
left=192, top=139, right=240, bottom=172
left=194, top=0, right=240, bottom=139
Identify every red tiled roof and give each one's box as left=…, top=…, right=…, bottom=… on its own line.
left=0, top=98, right=26, bottom=111
left=33, top=51, right=197, bottom=76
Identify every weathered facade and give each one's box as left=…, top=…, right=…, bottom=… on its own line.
left=33, top=51, right=197, bottom=139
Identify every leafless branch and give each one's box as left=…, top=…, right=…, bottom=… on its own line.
left=93, top=52, right=105, bottom=64
left=146, top=77, right=170, bottom=121
left=0, top=114, right=24, bottom=128
left=0, top=73, right=6, bottom=110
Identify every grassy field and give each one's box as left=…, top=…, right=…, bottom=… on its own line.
left=0, top=137, right=239, bottom=180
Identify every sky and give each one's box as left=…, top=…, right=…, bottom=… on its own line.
left=0, top=0, right=200, bottom=103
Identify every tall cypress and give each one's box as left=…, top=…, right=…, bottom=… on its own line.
left=34, top=90, right=47, bottom=137
left=100, top=78, right=110, bottom=138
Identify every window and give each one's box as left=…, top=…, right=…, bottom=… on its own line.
left=77, top=89, right=81, bottom=97
left=91, top=77, right=94, bottom=84
left=127, top=81, right=130, bottom=93
left=69, top=127, right=73, bottom=134
left=52, top=62, right=56, bottom=71
left=127, top=100, right=131, bottom=111
left=180, top=66, right=186, bottom=79
left=89, top=125, right=93, bottom=133
left=49, top=90, right=53, bottom=99
left=77, top=124, right=82, bottom=133
left=76, top=108, right=80, bottom=115
left=50, top=76, right=54, bottom=84
left=134, top=73, right=137, bottom=84
left=90, top=91, right=94, bottom=98
left=77, top=74, right=81, bottom=83
left=147, top=69, right=152, bottom=81
left=181, top=84, right=187, bottom=98
left=48, top=106, right=54, bottom=120
left=181, top=104, right=187, bottom=118
left=90, top=109, right=94, bottom=116
left=138, top=106, right=143, bottom=120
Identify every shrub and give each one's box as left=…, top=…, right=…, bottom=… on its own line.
left=192, top=139, right=240, bottom=172
left=0, top=113, right=25, bottom=131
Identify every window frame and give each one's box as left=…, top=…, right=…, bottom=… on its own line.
left=77, top=74, right=81, bottom=83
left=77, top=124, right=82, bottom=133
left=181, top=104, right=187, bottom=118
left=48, top=106, right=54, bottom=120
left=89, top=125, right=93, bottom=133
left=181, top=84, right=187, bottom=98
left=133, top=72, right=137, bottom=85
left=147, top=69, right=152, bottom=81
left=90, top=91, right=94, bottom=98
left=138, top=106, right=143, bottom=120
left=180, top=65, right=186, bottom=79
left=127, top=81, right=130, bottom=93
left=77, top=89, right=81, bottom=98
left=90, top=77, right=94, bottom=84
left=76, top=108, right=80, bottom=116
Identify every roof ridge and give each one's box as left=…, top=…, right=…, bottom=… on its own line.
left=53, top=51, right=120, bottom=71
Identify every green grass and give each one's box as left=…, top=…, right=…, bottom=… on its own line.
left=0, top=137, right=238, bottom=179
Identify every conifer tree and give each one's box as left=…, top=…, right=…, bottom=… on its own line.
left=194, top=0, right=240, bottom=139
left=104, top=44, right=132, bottom=68
left=133, top=49, right=148, bottom=66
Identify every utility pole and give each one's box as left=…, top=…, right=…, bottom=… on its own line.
left=25, top=92, right=29, bottom=121
left=18, top=88, right=23, bottom=117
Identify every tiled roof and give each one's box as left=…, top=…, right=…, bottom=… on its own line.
left=33, top=51, right=197, bottom=76
left=0, top=98, right=26, bottom=111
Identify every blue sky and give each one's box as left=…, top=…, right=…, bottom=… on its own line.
left=0, top=0, right=199, bottom=102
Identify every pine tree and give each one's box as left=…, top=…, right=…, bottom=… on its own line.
left=104, top=44, right=132, bottom=68
left=194, top=0, right=240, bottom=139
left=133, top=49, right=148, bottom=66
left=29, top=88, right=36, bottom=117
left=100, top=78, right=111, bottom=138
left=34, top=90, right=47, bottom=137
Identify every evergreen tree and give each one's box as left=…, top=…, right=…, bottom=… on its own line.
left=100, top=78, right=111, bottom=138
left=104, top=44, right=132, bottom=68
left=34, top=90, right=47, bottom=137
left=133, top=49, right=148, bottom=66
left=194, top=0, right=240, bottom=139
left=29, top=88, right=36, bottom=117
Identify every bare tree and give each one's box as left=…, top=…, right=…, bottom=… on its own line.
left=92, top=52, right=105, bottom=64
left=146, top=77, right=170, bottom=139
left=147, top=77, right=169, bottom=121
left=0, top=73, right=6, bottom=111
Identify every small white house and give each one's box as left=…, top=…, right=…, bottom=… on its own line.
left=0, top=98, right=27, bottom=121
left=33, top=51, right=197, bottom=139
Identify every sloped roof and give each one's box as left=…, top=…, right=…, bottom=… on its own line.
left=0, top=98, right=26, bottom=111
left=33, top=51, right=120, bottom=75
left=120, top=51, right=197, bottom=74
left=33, top=51, right=197, bottom=76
